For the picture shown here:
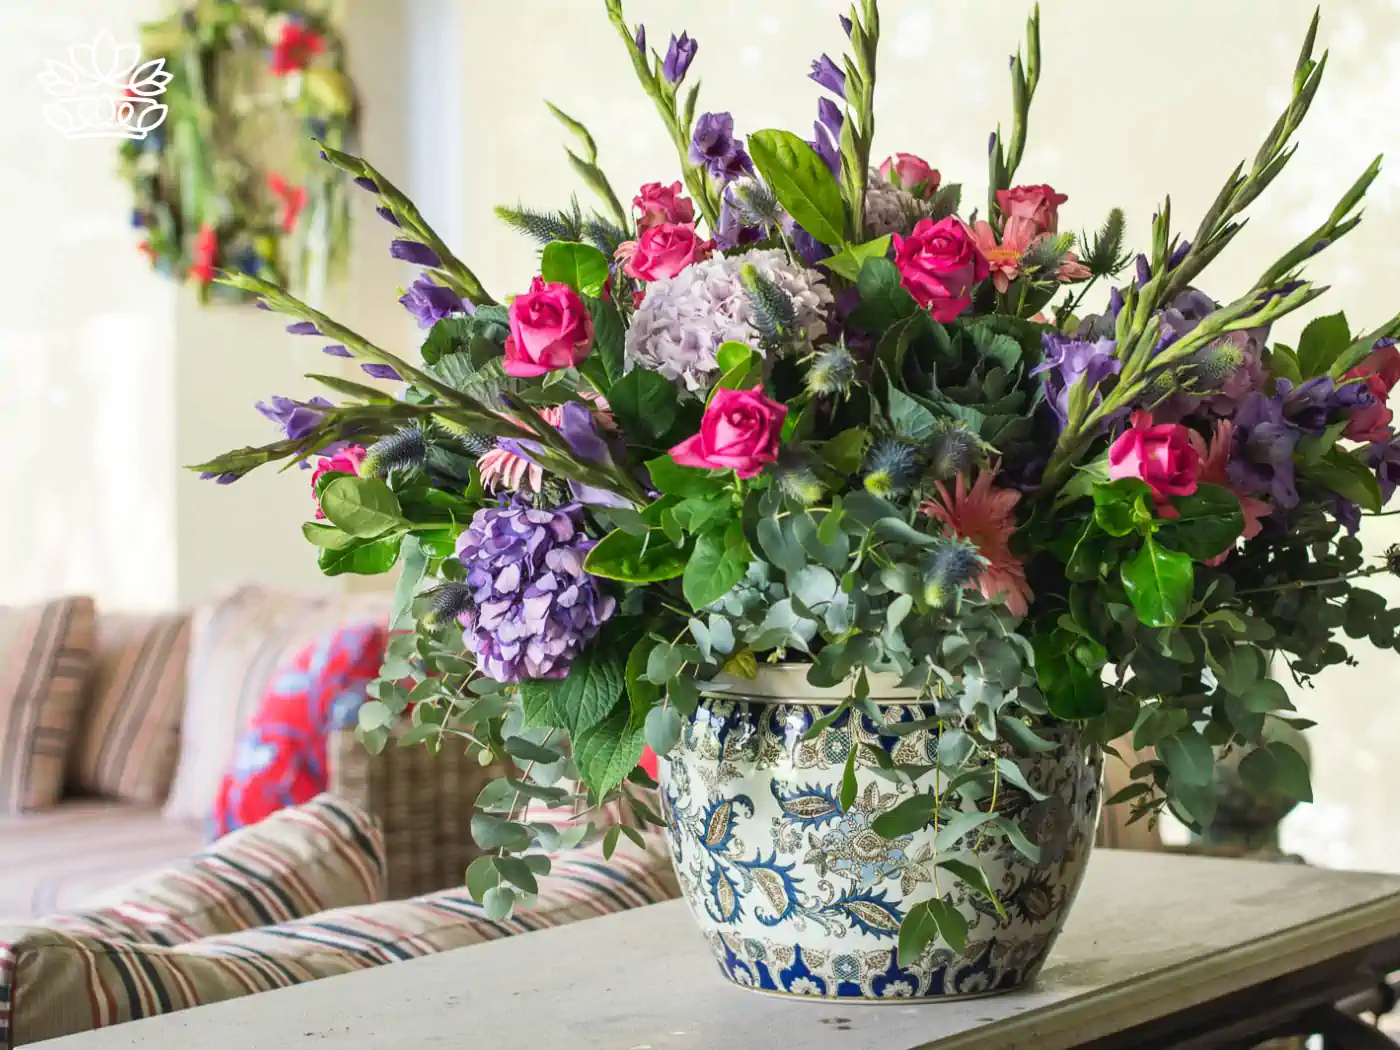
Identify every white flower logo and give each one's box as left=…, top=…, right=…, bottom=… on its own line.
left=39, top=32, right=171, bottom=140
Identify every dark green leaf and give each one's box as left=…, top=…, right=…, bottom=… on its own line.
left=886, top=383, right=938, bottom=443
left=626, top=640, right=660, bottom=725
left=610, top=370, right=679, bottom=443
left=1266, top=740, right=1313, bottom=802
left=747, top=129, right=847, bottom=246
left=840, top=744, right=858, bottom=811
left=852, top=258, right=918, bottom=330
left=494, top=856, right=539, bottom=895
left=573, top=707, right=646, bottom=797
left=1240, top=679, right=1294, bottom=713
left=1158, top=728, right=1214, bottom=787
left=585, top=528, right=687, bottom=583
left=503, top=735, right=564, bottom=764
left=1161, top=485, right=1244, bottom=560
left=319, top=476, right=406, bottom=539
left=482, top=885, right=516, bottom=920
left=821, top=428, right=868, bottom=476
left=683, top=521, right=752, bottom=610
left=465, top=855, right=501, bottom=902
left=871, top=794, right=938, bottom=838
left=540, top=241, right=610, bottom=298
left=898, top=900, right=941, bottom=965
left=471, top=812, right=533, bottom=850
left=1121, top=537, right=1194, bottom=628
left=1031, top=630, right=1106, bottom=719
left=520, top=644, right=624, bottom=736
left=937, top=858, right=1005, bottom=915
left=302, top=522, right=360, bottom=550
left=1297, top=311, right=1351, bottom=378
left=1308, top=448, right=1384, bottom=513
left=318, top=534, right=403, bottom=576
left=933, top=810, right=996, bottom=852
left=582, top=298, right=625, bottom=389
left=645, top=454, right=725, bottom=497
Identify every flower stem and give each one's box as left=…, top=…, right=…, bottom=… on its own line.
left=1234, top=566, right=1388, bottom=598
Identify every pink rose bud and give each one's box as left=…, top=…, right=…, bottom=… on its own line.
left=891, top=217, right=991, bottom=323
left=311, top=446, right=367, bottom=520
left=621, top=222, right=711, bottom=283
left=996, top=184, right=1069, bottom=235
left=878, top=153, right=940, bottom=199
left=502, top=277, right=596, bottom=378
left=633, top=181, right=696, bottom=229
left=1108, top=411, right=1201, bottom=514
left=669, top=385, right=788, bottom=479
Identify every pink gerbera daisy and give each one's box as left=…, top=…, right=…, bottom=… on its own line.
left=476, top=397, right=615, bottom=494
left=919, top=468, right=1032, bottom=616
left=971, top=217, right=1036, bottom=293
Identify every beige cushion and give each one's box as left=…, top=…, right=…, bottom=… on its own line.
left=69, top=611, right=192, bottom=804
left=162, top=586, right=389, bottom=824
left=0, top=830, right=673, bottom=1048
left=0, top=597, right=97, bottom=814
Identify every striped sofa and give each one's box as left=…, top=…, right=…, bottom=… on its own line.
left=0, top=795, right=678, bottom=1049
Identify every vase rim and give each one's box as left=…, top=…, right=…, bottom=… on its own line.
left=703, top=663, right=928, bottom=702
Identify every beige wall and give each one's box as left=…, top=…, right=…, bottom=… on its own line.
left=459, top=0, right=1400, bottom=868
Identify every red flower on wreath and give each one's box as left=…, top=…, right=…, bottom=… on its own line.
left=270, top=21, right=326, bottom=76
left=189, top=224, right=219, bottom=284
left=267, top=174, right=308, bottom=233
left=137, top=240, right=157, bottom=264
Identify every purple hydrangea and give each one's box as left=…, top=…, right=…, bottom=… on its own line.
left=663, top=32, right=698, bottom=83
left=690, top=113, right=753, bottom=181
left=1033, top=333, right=1123, bottom=430
left=1228, top=393, right=1301, bottom=508
left=1369, top=436, right=1400, bottom=503
left=398, top=274, right=466, bottom=329
left=455, top=502, right=617, bottom=682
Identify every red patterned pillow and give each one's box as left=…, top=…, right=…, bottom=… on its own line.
left=212, top=622, right=387, bottom=837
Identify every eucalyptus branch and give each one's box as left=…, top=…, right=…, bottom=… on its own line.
left=316, top=143, right=495, bottom=306
left=1235, top=565, right=1390, bottom=598
left=603, top=0, right=721, bottom=230
left=546, top=103, right=631, bottom=231
left=987, top=4, right=1042, bottom=224
left=839, top=0, right=880, bottom=239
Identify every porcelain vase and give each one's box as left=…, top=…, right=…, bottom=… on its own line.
left=658, top=667, right=1102, bottom=1001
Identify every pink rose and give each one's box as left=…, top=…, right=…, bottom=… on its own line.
left=878, top=153, right=940, bottom=199
left=996, top=184, right=1069, bottom=235
left=619, top=222, right=711, bottom=283
left=502, top=277, right=595, bottom=378
left=311, top=445, right=367, bottom=520
left=633, top=181, right=696, bottom=229
left=1361, top=345, right=1400, bottom=394
left=892, top=217, right=991, bottom=323
left=1344, top=372, right=1394, bottom=443
left=1109, top=411, right=1201, bottom=514
left=669, top=386, right=788, bottom=479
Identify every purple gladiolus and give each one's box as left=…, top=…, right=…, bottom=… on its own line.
left=809, top=54, right=846, bottom=98
left=322, top=344, right=352, bottom=357
left=398, top=274, right=466, bottom=329
left=362, top=363, right=402, bottom=381
left=663, top=32, right=698, bottom=83
left=634, top=23, right=646, bottom=57
left=1369, top=437, right=1400, bottom=503
left=818, top=97, right=845, bottom=140
left=391, top=240, right=441, bottom=267
left=1333, top=495, right=1362, bottom=535
left=455, top=501, right=618, bottom=683
left=353, top=176, right=377, bottom=192
left=1276, top=377, right=1338, bottom=434
left=501, top=402, right=630, bottom=509
left=839, top=14, right=854, bottom=36
left=790, top=223, right=832, bottom=267
left=256, top=395, right=331, bottom=443
left=376, top=205, right=401, bottom=228
left=811, top=98, right=844, bottom=176
left=690, top=113, right=753, bottom=181
left=1228, top=393, right=1301, bottom=508
left=714, top=186, right=766, bottom=250
left=1034, top=333, right=1123, bottom=430
left=199, top=470, right=241, bottom=485
left=286, top=321, right=320, bottom=336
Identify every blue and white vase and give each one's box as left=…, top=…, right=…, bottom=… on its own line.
left=659, top=667, right=1101, bottom=1001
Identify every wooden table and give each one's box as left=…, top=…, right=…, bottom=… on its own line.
left=39, top=852, right=1400, bottom=1050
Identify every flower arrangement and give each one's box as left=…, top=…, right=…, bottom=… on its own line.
left=197, top=2, right=1400, bottom=958
left=122, top=1, right=357, bottom=300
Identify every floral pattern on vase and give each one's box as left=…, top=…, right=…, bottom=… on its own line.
left=659, top=678, right=1101, bottom=1001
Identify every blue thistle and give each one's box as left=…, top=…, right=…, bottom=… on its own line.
left=921, top=540, right=987, bottom=611
left=740, top=262, right=798, bottom=352
left=805, top=340, right=857, bottom=399
left=863, top=440, right=920, bottom=498
left=928, top=423, right=984, bottom=482
left=362, top=424, right=429, bottom=478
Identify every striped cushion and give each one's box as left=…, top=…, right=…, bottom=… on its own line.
left=0, top=598, right=97, bottom=814
left=0, top=831, right=674, bottom=1048
left=69, top=612, right=192, bottom=804
left=163, top=586, right=390, bottom=824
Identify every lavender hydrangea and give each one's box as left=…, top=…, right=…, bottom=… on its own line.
left=455, top=502, right=617, bottom=682
left=624, top=248, right=835, bottom=392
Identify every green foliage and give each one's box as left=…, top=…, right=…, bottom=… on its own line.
left=747, top=129, right=848, bottom=247
left=540, top=241, right=611, bottom=298
left=494, top=200, right=585, bottom=246
left=823, top=236, right=893, bottom=282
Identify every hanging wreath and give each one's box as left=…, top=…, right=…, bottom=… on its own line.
left=121, top=2, right=358, bottom=302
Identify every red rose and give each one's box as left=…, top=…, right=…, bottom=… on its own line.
left=1108, top=411, right=1201, bottom=514
left=892, top=217, right=990, bottom=323
left=996, top=184, right=1069, bottom=235
left=669, top=386, right=788, bottom=479
left=502, top=277, right=595, bottom=378
left=633, top=181, right=696, bottom=229
left=621, top=222, right=711, bottom=282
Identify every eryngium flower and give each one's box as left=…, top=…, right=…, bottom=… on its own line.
left=625, top=248, right=834, bottom=393
left=805, top=340, right=857, bottom=398
left=863, top=439, right=920, bottom=498
left=455, top=502, right=616, bottom=682
left=920, top=539, right=987, bottom=611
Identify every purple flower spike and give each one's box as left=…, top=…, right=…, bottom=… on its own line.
left=690, top=113, right=753, bottom=181
left=391, top=240, right=440, bottom=267
left=376, top=205, right=401, bottom=228
left=286, top=321, right=320, bottom=336
left=454, top=501, right=618, bottom=683
left=1369, top=437, right=1400, bottom=504
left=200, top=471, right=241, bottom=485
left=256, top=300, right=273, bottom=311
left=663, top=31, right=698, bottom=84
left=398, top=274, right=466, bottom=329
left=634, top=23, right=646, bottom=57
left=811, top=120, right=840, bottom=177
left=256, top=395, right=332, bottom=442
left=809, top=54, right=846, bottom=99
left=818, top=98, right=845, bottom=139
left=353, top=176, right=378, bottom=192
left=1333, top=495, right=1362, bottom=535
left=1034, top=333, right=1123, bottom=431
left=840, top=14, right=854, bottom=36
left=322, top=344, right=352, bottom=358
left=362, top=363, right=402, bottom=381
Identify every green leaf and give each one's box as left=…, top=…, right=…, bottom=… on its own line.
left=503, top=735, right=564, bottom=764
left=573, top=707, right=646, bottom=797
left=465, top=855, right=501, bottom=902
left=471, top=812, right=533, bottom=850
left=1121, top=537, right=1194, bottom=628
left=716, top=341, right=753, bottom=374
left=582, top=298, right=625, bottom=389
left=540, top=241, right=610, bottom=298
left=644, top=704, right=683, bottom=756
left=1237, top=746, right=1277, bottom=796
left=747, top=129, right=847, bottom=246
left=683, top=521, right=752, bottom=611
left=391, top=535, right=428, bottom=631
left=1240, top=679, right=1294, bottom=713
left=646, top=454, right=725, bottom=497
left=756, top=517, right=806, bottom=575
left=482, top=886, right=516, bottom=921
left=937, top=858, right=1005, bottom=915
left=898, top=901, right=942, bottom=965
left=520, top=644, right=624, bottom=736
left=494, top=856, right=539, bottom=895
left=823, top=236, right=893, bottom=281
left=821, top=427, right=868, bottom=475
left=871, top=794, right=938, bottom=838
left=318, top=476, right=406, bottom=539
left=420, top=317, right=477, bottom=366
left=1309, top=447, right=1384, bottom=513
left=1161, top=484, right=1245, bottom=561
left=585, top=528, right=687, bottom=583
left=1158, top=728, right=1214, bottom=788
left=357, top=699, right=394, bottom=732
left=1267, top=344, right=1303, bottom=386
left=886, top=383, right=938, bottom=443
left=852, top=258, right=918, bottom=331
left=302, top=522, right=360, bottom=550
left=840, top=744, right=858, bottom=811
left=933, top=810, right=996, bottom=852
left=1092, top=478, right=1154, bottom=538
left=610, top=370, right=679, bottom=443
left=318, top=534, right=403, bottom=577
left=1297, top=311, right=1351, bottom=378
left=1031, top=630, right=1106, bottom=719
left=994, top=758, right=1049, bottom=801
left=1210, top=645, right=1263, bottom=696
left=1265, top=740, right=1313, bottom=802
left=626, top=640, right=661, bottom=725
